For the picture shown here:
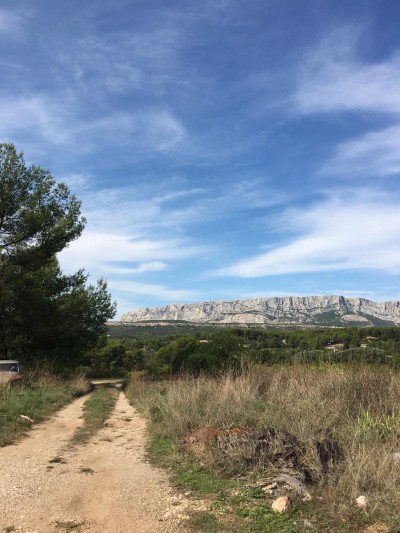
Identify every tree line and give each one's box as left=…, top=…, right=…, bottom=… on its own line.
left=87, top=325, right=400, bottom=377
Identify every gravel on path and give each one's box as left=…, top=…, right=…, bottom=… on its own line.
left=0, top=391, right=189, bottom=533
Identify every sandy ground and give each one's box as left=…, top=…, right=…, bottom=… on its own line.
left=0, top=392, right=189, bottom=533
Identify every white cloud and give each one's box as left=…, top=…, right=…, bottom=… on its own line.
left=56, top=173, right=287, bottom=296
left=59, top=231, right=203, bottom=277
left=0, top=9, right=27, bottom=38
left=80, top=109, right=187, bottom=153
left=83, top=261, right=168, bottom=276
left=156, top=177, right=287, bottom=229
left=294, top=32, right=400, bottom=179
left=62, top=24, right=185, bottom=98
left=217, top=189, right=400, bottom=277
left=142, top=109, right=186, bottom=150
left=294, top=29, right=400, bottom=115
left=122, top=261, right=168, bottom=274
left=111, top=280, right=198, bottom=302
left=0, top=95, right=186, bottom=156
left=153, top=188, right=205, bottom=203
left=0, top=97, right=69, bottom=147
left=73, top=176, right=283, bottom=238
left=320, top=125, right=400, bottom=177
left=60, top=173, right=91, bottom=193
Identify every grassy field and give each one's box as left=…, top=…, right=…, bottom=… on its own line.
left=0, top=371, right=91, bottom=447
left=127, top=365, right=400, bottom=532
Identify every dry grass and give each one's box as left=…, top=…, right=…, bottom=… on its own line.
left=128, top=365, right=400, bottom=528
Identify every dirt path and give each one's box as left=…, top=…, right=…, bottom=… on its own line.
left=0, top=392, right=188, bottom=533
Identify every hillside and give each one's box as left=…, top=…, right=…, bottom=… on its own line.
left=120, top=295, right=400, bottom=328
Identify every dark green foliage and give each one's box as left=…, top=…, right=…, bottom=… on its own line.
left=89, top=340, right=128, bottom=377
left=105, top=325, right=400, bottom=376
left=107, top=322, right=221, bottom=339
left=0, top=143, right=116, bottom=367
left=2, top=257, right=115, bottom=367
left=157, top=337, right=201, bottom=373
left=0, top=143, right=84, bottom=262
left=183, top=351, right=219, bottom=374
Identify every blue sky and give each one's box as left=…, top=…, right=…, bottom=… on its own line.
left=2, top=0, right=400, bottom=317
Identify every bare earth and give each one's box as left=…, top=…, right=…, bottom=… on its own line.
left=0, top=392, right=189, bottom=533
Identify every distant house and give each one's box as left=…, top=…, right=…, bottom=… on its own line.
left=325, top=343, right=344, bottom=352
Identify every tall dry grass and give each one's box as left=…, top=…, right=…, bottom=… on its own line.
left=128, top=365, right=400, bottom=525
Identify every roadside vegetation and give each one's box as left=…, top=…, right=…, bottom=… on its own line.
left=127, top=365, right=400, bottom=532
left=70, top=387, right=119, bottom=445
left=0, top=371, right=90, bottom=446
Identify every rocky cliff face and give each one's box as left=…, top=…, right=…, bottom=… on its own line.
left=121, top=295, right=400, bottom=327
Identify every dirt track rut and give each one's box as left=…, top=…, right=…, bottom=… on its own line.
left=0, top=392, right=187, bottom=532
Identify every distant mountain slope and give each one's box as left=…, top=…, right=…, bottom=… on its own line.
left=121, top=296, right=400, bottom=328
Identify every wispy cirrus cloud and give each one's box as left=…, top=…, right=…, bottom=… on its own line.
left=320, top=125, right=400, bottom=177
left=111, top=280, right=198, bottom=302
left=293, top=29, right=400, bottom=180
left=0, top=96, right=70, bottom=147
left=60, top=173, right=92, bottom=192
left=70, top=176, right=284, bottom=235
left=0, top=8, right=191, bottom=162
left=216, top=189, right=400, bottom=278
left=294, top=29, right=400, bottom=115
left=114, top=262, right=168, bottom=275
left=158, top=177, right=287, bottom=230
left=56, top=18, right=190, bottom=101
left=0, top=8, right=28, bottom=39
left=59, top=231, right=204, bottom=277
left=0, top=95, right=187, bottom=158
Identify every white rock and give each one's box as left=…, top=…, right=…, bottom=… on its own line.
left=356, top=495, right=368, bottom=508
left=271, top=496, right=290, bottom=513
left=262, top=482, right=278, bottom=492
left=20, top=415, right=35, bottom=423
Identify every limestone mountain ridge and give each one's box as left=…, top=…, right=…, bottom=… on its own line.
left=121, top=295, right=400, bottom=328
